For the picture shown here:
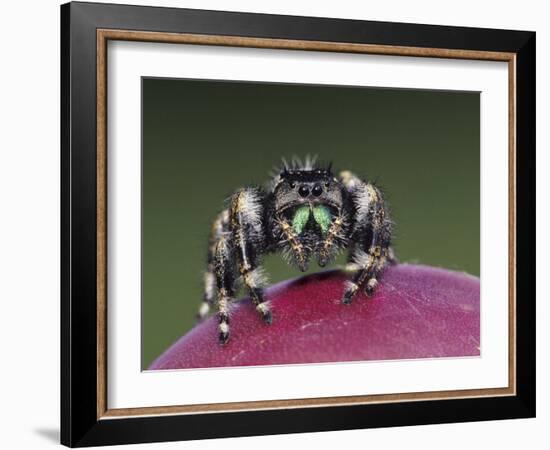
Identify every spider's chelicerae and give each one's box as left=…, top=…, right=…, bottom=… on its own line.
left=196, top=158, right=395, bottom=344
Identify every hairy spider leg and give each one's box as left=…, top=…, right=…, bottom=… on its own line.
left=276, top=215, right=310, bottom=272
left=340, top=173, right=394, bottom=304
left=196, top=209, right=230, bottom=322
left=230, top=189, right=272, bottom=325
left=317, top=213, right=346, bottom=267
left=212, top=232, right=237, bottom=344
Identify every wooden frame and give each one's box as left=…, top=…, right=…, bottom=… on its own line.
left=62, top=1, right=535, bottom=447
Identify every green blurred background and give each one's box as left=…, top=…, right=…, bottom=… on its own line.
left=142, top=78, right=480, bottom=369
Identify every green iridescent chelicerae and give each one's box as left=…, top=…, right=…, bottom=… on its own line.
left=291, top=205, right=332, bottom=235
left=292, top=205, right=332, bottom=235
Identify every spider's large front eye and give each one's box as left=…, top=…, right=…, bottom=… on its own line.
left=298, top=185, right=310, bottom=197
left=312, top=184, right=323, bottom=197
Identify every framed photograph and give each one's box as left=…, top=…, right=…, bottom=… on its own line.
left=61, top=1, right=535, bottom=447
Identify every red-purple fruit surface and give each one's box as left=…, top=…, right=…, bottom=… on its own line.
left=149, top=264, right=480, bottom=370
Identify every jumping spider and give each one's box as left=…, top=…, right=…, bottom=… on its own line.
left=196, top=158, right=395, bottom=344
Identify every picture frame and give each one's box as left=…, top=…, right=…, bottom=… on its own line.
left=60, top=1, right=535, bottom=447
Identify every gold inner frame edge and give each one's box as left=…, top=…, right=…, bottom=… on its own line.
left=96, top=29, right=517, bottom=420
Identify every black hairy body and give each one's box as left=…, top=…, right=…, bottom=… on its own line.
left=196, top=159, right=395, bottom=344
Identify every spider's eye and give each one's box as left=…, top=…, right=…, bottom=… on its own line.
left=324, top=182, right=330, bottom=188
left=289, top=182, right=296, bottom=189
left=312, top=184, right=323, bottom=197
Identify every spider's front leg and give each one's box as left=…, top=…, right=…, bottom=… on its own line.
left=230, top=188, right=272, bottom=325
left=317, top=213, right=347, bottom=268
left=341, top=172, right=394, bottom=304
